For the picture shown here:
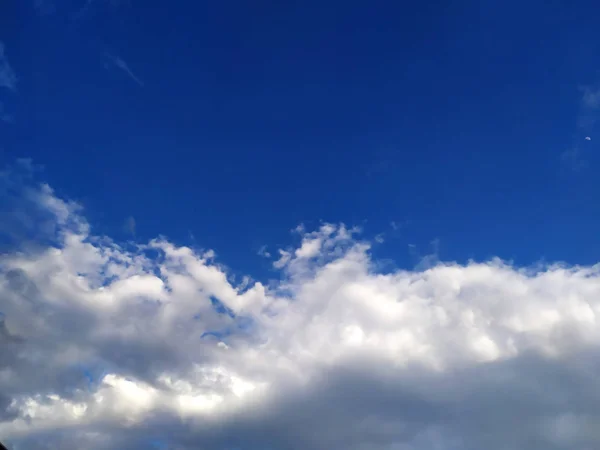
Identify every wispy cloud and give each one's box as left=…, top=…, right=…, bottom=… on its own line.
left=72, top=0, right=95, bottom=20
left=577, top=84, right=600, bottom=131
left=409, top=237, right=441, bottom=270
left=257, top=245, right=271, bottom=258
left=582, top=86, right=600, bottom=110
left=390, top=219, right=410, bottom=234
left=0, top=102, right=14, bottom=124
left=105, top=52, right=144, bottom=87
left=561, top=147, right=588, bottom=172
left=74, top=0, right=130, bottom=19
left=33, top=0, right=56, bottom=15
left=0, top=42, right=17, bottom=124
left=561, top=84, right=599, bottom=170
left=0, top=42, right=17, bottom=92
left=124, top=216, right=136, bottom=236
left=35, top=0, right=128, bottom=19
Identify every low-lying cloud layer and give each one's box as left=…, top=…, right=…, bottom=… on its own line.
left=2, top=165, right=600, bottom=449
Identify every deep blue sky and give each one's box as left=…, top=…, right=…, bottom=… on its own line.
left=1, top=0, right=600, bottom=277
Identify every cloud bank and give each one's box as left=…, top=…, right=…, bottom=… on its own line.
left=2, top=164, right=600, bottom=450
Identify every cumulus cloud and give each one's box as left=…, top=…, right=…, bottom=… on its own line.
left=2, top=165, right=600, bottom=449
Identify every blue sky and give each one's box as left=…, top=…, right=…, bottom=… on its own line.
left=2, top=0, right=600, bottom=278
left=2, top=2, right=600, bottom=450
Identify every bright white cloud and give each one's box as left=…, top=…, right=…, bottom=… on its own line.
left=2, top=168, right=600, bottom=449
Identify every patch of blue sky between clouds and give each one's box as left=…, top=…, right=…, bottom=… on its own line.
left=148, top=438, right=169, bottom=450
left=210, top=295, right=235, bottom=317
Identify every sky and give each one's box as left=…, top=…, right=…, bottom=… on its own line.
left=1, top=1, right=600, bottom=449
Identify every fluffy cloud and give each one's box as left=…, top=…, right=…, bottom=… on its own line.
left=2, top=166, right=600, bottom=449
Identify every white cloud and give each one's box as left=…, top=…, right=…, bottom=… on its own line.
left=2, top=167, right=600, bottom=449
